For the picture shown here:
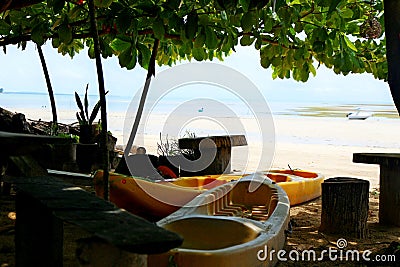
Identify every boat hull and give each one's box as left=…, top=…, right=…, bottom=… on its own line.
left=94, top=169, right=323, bottom=221
left=94, top=171, right=206, bottom=221
left=148, top=174, right=290, bottom=267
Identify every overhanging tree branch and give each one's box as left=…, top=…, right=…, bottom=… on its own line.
left=0, top=0, right=44, bottom=12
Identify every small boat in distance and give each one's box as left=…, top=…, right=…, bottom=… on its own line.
left=0, top=88, right=3, bottom=93
left=346, top=108, right=372, bottom=120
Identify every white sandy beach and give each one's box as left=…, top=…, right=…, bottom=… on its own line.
left=13, top=107, right=400, bottom=189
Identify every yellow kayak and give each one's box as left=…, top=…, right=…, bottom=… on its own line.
left=162, top=169, right=324, bottom=206
left=93, top=171, right=241, bottom=221
left=94, top=169, right=323, bottom=221
left=263, top=169, right=325, bottom=205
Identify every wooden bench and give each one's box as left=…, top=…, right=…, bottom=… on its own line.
left=353, top=153, right=400, bottom=226
left=12, top=175, right=183, bottom=266
left=0, top=131, right=183, bottom=266
left=178, top=135, right=247, bottom=174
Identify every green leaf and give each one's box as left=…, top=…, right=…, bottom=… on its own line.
left=74, top=92, right=85, bottom=123
left=31, top=24, right=47, bottom=46
left=52, top=38, right=60, bottom=48
left=84, top=84, right=89, bottom=120
left=294, top=21, right=303, bottom=33
left=58, top=23, right=73, bottom=44
left=342, top=35, right=357, bottom=52
left=0, top=21, right=11, bottom=35
left=239, top=0, right=250, bottom=12
left=185, top=13, right=198, bottom=40
left=89, top=101, right=101, bottom=125
left=194, top=29, right=206, bottom=48
left=192, top=47, right=205, bottom=61
left=220, top=11, right=228, bottom=21
left=69, top=6, right=82, bottom=20
left=137, top=43, right=151, bottom=69
left=116, top=11, right=132, bottom=33
left=50, top=0, right=65, bottom=13
left=340, top=8, right=353, bottom=19
left=274, top=0, right=286, bottom=11
left=260, top=54, right=271, bottom=69
left=240, top=35, right=253, bottom=46
left=205, top=27, right=218, bottom=49
left=110, top=38, right=131, bottom=52
left=88, top=43, right=95, bottom=58
left=293, top=47, right=304, bottom=60
left=94, top=0, right=113, bottom=8
left=328, top=0, right=340, bottom=14
left=119, top=46, right=137, bottom=70
left=241, top=12, right=255, bottom=32
left=308, top=62, right=316, bottom=76
left=312, top=40, right=325, bottom=53
left=153, top=18, right=165, bottom=40
left=167, top=0, right=181, bottom=10
left=264, top=18, right=273, bottom=32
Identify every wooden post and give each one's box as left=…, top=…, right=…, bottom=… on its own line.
left=378, top=165, right=400, bottom=225
left=15, top=191, right=64, bottom=267
left=319, top=177, right=369, bottom=239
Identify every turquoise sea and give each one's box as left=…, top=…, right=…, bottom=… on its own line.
left=0, top=90, right=397, bottom=120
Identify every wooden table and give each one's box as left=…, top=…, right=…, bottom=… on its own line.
left=0, top=131, right=75, bottom=188
left=353, top=153, right=400, bottom=226
left=179, top=135, right=247, bottom=175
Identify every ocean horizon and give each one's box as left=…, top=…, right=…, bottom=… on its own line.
left=0, top=90, right=397, bottom=118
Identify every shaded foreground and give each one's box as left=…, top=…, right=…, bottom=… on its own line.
left=1, top=187, right=400, bottom=266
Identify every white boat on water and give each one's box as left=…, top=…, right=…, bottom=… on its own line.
left=346, top=108, right=373, bottom=120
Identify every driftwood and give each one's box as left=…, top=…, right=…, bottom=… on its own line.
left=0, top=107, right=79, bottom=136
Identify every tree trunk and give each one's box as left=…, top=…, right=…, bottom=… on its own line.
left=319, top=177, right=369, bottom=239
left=384, top=0, right=400, bottom=115
left=124, top=39, right=159, bottom=159
left=37, top=45, right=58, bottom=135
left=88, top=0, right=109, bottom=200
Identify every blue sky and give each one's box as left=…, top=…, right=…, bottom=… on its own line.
left=0, top=41, right=394, bottom=105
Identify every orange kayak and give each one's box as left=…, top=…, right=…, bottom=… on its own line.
left=94, top=169, right=323, bottom=221
left=93, top=171, right=240, bottom=221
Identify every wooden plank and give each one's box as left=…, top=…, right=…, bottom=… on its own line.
left=14, top=175, right=183, bottom=255
left=179, top=135, right=247, bottom=149
left=47, top=169, right=92, bottom=179
left=55, top=210, right=183, bottom=254
left=9, top=155, right=47, bottom=177
left=353, top=153, right=400, bottom=166
left=0, top=130, right=73, bottom=156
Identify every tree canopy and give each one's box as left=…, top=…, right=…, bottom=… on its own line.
left=0, top=0, right=386, bottom=83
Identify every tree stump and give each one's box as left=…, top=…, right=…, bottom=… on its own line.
left=319, top=177, right=369, bottom=239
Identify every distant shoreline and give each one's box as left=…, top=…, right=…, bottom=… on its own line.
left=286, top=104, right=398, bottom=119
